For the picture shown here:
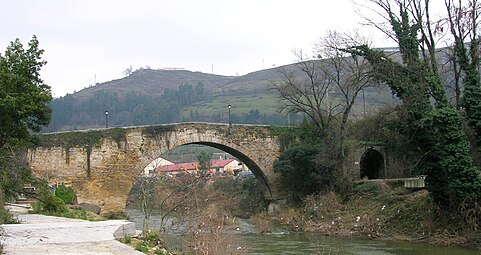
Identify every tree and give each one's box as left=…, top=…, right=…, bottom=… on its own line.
left=122, top=65, right=133, bottom=77
left=195, top=81, right=205, bottom=98
left=272, top=32, right=374, bottom=157
left=445, top=0, right=481, bottom=149
left=353, top=0, right=481, bottom=209
left=273, top=121, right=333, bottom=204
left=0, top=36, right=52, bottom=205
left=196, top=150, right=213, bottom=173
left=438, top=48, right=463, bottom=110
left=317, top=30, right=374, bottom=156
left=271, top=50, right=337, bottom=133
left=0, top=36, right=52, bottom=147
left=132, top=175, right=204, bottom=234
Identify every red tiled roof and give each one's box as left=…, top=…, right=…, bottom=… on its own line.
left=155, top=162, right=199, bottom=173
left=154, top=159, right=238, bottom=173
left=210, top=159, right=235, bottom=168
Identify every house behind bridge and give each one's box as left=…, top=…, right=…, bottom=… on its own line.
left=154, top=159, right=246, bottom=176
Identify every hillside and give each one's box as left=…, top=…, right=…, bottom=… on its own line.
left=46, top=63, right=394, bottom=132
left=68, top=66, right=286, bottom=100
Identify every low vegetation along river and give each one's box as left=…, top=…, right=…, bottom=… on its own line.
left=125, top=208, right=479, bottom=255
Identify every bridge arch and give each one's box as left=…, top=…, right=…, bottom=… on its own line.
left=137, top=141, right=272, bottom=196
left=28, top=123, right=282, bottom=213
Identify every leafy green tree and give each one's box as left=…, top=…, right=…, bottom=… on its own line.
left=245, top=109, right=261, bottom=124
left=195, top=81, right=205, bottom=98
left=0, top=36, right=52, bottom=147
left=0, top=36, right=52, bottom=206
left=274, top=144, right=321, bottom=204
left=273, top=121, right=333, bottom=204
left=196, top=150, right=213, bottom=174
left=38, top=188, right=67, bottom=213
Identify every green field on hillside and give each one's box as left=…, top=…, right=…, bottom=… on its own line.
left=181, top=93, right=281, bottom=118
left=180, top=91, right=395, bottom=121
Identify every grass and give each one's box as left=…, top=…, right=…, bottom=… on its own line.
left=123, top=231, right=174, bottom=255
left=41, top=208, right=88, bottom=220
left=294, top=182, right=440, bottom=240
left=181, top=93, right=280, bottom=118
left=31, top=201, right=107, bottom=221
left=179, top=91, right=393, bottom=122
left=293, top=182, right=481, bottom=246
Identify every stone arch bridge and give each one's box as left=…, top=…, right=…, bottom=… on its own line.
left=28, top=123, right=286, bottom=213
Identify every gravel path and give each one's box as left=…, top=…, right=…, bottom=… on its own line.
left=1, top=206, right=143, bottom=255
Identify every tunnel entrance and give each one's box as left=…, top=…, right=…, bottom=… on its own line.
left=360, top=148, right=384, bottom=179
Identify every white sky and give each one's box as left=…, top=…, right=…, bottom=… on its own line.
left=1, top=0, right=400, bottom=98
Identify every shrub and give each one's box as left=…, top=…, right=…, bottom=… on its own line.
left=353, top=182, right=381, bottom=196
left=135, top=241, right=149, bottom=253
left=55, top=184, right=76, bottom=204
left=145, top=231, right=160, bottom=241
left=237, top=178, right=268, bottom=217
left=119, top=236, right=131, bottom=244
left=0, top=206, right=19, bottom=224
left=39, top=189, right=67, bottom=213
left=145, top=231, right=163, bottom=247
left=59, top=208, right=87, bottom=219
left=274, top=143, right=334, bottom=204
left=155, top=249, right=167, bottom=255
left=212, top=177, right=239, bottom=194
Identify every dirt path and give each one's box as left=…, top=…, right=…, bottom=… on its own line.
left=1, top=206, right=143, bottom=255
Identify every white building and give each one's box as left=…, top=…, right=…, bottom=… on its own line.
left=143, top=157, right=175, bottom=176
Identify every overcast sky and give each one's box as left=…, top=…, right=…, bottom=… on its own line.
left=1, top=0, right=400, bottom=97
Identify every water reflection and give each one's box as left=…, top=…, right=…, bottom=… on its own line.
left=243, top=232, right=479, bottom=255
left=126, top=208, right=480, bottom=255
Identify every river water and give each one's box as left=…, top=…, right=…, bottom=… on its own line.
left=126, top=208, right=480, bottom=255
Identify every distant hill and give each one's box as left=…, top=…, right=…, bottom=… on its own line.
left=67, top=66, right=286, bottom=100
left=46, top=63, right=395, bottom=132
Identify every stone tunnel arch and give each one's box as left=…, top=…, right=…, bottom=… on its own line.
left=360, top=148, right=385, bottom=179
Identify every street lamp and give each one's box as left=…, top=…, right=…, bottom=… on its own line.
left=105, top=110, right=109, bottom=128
left=228, top=104, right=232, bottom=127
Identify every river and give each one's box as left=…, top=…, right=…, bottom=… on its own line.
left=126, top=208, right=480, bottom=255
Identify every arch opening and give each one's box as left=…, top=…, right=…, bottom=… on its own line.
left=360, top=148, right=384, bottom=180
left=189, top=142, right=272, bottom=196
left=137, top=142, right=272, bottom=197
left=127, top=142, right=272, bottom=231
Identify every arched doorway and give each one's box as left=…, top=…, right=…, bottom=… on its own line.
left=360, top=148, right=384, bottom=179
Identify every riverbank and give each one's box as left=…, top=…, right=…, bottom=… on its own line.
left=270, top=180, right=481, bottom=248
left=0, top=205, right=141, bottom=254
left=124, top=176, right=481, bottom=253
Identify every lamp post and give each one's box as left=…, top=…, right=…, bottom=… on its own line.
left=228, top=104, right=232, bottom=127
left=105, top=110, right=109, bottom=128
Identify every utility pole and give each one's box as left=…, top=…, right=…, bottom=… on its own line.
left=362, top=89, right=367, bottom=119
